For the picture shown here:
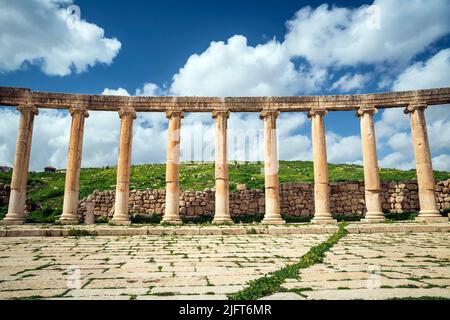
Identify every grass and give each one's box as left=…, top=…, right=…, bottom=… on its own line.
left=227, top=222, right=349, bottom=300
left=0, top=161, right=448, bottom=223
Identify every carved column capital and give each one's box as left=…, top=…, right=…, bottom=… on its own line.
left=356, top=106, right=377, bottom=118
left=212, top=110, right=230, bottom=119
left=69, top=106, right=89, bottom=118
left=166, top=110, right=184, bottom=119
left=118, top=106, right=137, bottom=120
left=404, top=102, right=427, bottom=114
left=260, top=109, right=279, bottom=120
left=308, top=108, right=327, bottom=119
left=16, top=104, right=39, bottom=116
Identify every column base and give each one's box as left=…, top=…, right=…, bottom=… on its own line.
left=362, top=212, right=385, bottom=223
left=0, top=217, right=26, bottom=225
left=262, top=216, right=286, bottom=225
left=416, top=210, right=448, bottom=223
left=212, top=217, right=233, bottom=224
left=312, top=215, right=337, bottom=225
left=161, top=216, right=183, bottom=225
left=58, top=218, right=80, bottom=225
left=110, top=218, right=131, bottom=226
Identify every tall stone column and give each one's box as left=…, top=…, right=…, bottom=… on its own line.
left=260, top=110, right=285, bottom=225
left=1, top=105, right=38, bottom=225
left=212, top=110, right=232, bottom=224
left=309, top=109, right=337, bottom=225
left=162, top=110, right=184, bottom=225
left=358, top=107, right=384, bottom=223
left=111, top=106, right=136, bottom=225
left=59, top=106, right=89, bottom=225
left=405, top=103, right=447, bottom=222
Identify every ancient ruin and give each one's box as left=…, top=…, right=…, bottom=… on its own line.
left=1, top=86, right=449, bottom=225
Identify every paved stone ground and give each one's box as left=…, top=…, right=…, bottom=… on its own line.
left=0, top=234, right=327, bottom=300
left=1, top=231, right=449, bottom=300
left=266, top=233, right=450, bottom=300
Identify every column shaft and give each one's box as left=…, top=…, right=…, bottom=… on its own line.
left=59, top=107, right=89, bottom=224
left=406, top=104, right=447, bottom=222
left=162, top=110, right=183, bottom=224
left=309, top=109, right=336, bottom=224
left=261, top=110, right=284, bottom=224
left=2, top=105, right=38, bottom=225
left=213, top=110, right=231, bottom=224
left=111, top=107, right=136, bottom=225
left=358, top=107, right=384, bottom=222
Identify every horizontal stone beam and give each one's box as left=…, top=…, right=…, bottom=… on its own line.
left=1, top=86, right=450, bottom=112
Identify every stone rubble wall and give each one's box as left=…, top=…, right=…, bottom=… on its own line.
left=77, top=179, right=450, bottom=221
left=0, top=183, right=10, bottom=207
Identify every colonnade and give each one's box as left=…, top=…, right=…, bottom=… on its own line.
left=1, top=100, right=447, bottom=225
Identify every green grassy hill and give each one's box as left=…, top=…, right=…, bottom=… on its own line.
left=0, top=161, right=449, bottom=221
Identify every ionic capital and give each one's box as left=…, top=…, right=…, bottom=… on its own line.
left=16, top=104, right=39, bottom=116
left=69, top=106, right=89, bottom=118
left=260, top=109, right=279, bottom=120
left=308, top=108, right=327, bottom=119
left=356, top=106, right=377, bottom=118
left=212, top=110, right=230, bottom=119
left=404, top=102, right=428, bottom=114
left=166, top=110, right=184, bottom=119
left=118, top=107, right=137, bottom=120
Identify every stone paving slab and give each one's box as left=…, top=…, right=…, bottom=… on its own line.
left=277, top=232, right=450, bottom=300
left=0, top=222, right=448, bottom=237
left=0, top=234, right=327, bottom=300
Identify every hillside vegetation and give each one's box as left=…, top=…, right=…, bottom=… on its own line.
left=0, top=161, right=449, bottom=220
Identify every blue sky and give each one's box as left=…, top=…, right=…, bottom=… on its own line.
left=0, top=0, right=449, bottom=171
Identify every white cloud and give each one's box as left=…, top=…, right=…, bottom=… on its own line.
left=170, top=35, right=326, bottom=96
left=376, top=48, right=450, bottom=171
left=331, top=73, right=369, bottom=92
left=393, top=48, right=450, bottom=91
left=283, top=0, right=450, bottom=67
left=0, top=0, right=121, bottom=76
left=102, top=88, right=130, bottom=96
left=326, top=132, right=362, bottom=164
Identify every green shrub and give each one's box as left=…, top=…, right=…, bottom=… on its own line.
left=26, top=208, right=61, bottom=223
left=335, top=214, right=361, bottom=222
left=131, top=213, right=162, bottom=224
left=95, top=216, right=110, bottom=224
left=232, top=214, right=263, bottom=224
left=384, top=212, right=418, bottom=221
left=0, top=206, right=7, bottom=220
left=282, top=215, right=312, bottom=223
left=182, top=215, right=213, bottom=224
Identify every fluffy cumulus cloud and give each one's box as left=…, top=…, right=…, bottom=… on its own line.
left=284, top=0, right=450, bottom=68
left=0, top=0, right=121, bottom=76
left=376, top=48, right=450, bottom=171
left=331, top=74, right=370, bottom=92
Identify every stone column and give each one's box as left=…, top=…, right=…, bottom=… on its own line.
left=162, top=110, right=184, bottom=225
left=212, top=110, right=232, bottom=224
left=59, top=106, right=89, bottom=225
left=357, top=107, right=384, bottom=223
left=111, top=106, right=136, bottom=225
left=309, top=109, right=337, bottom=225
left=405, top=103, right=447, bottom=222
left=1, top=105, right=38, bottom=225
left=260, top=110, right=285, bottom=225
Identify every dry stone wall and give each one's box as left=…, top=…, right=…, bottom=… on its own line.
left=77, top=179, right=450, bottom=221
left=0, top=183, right=10, bottom=206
